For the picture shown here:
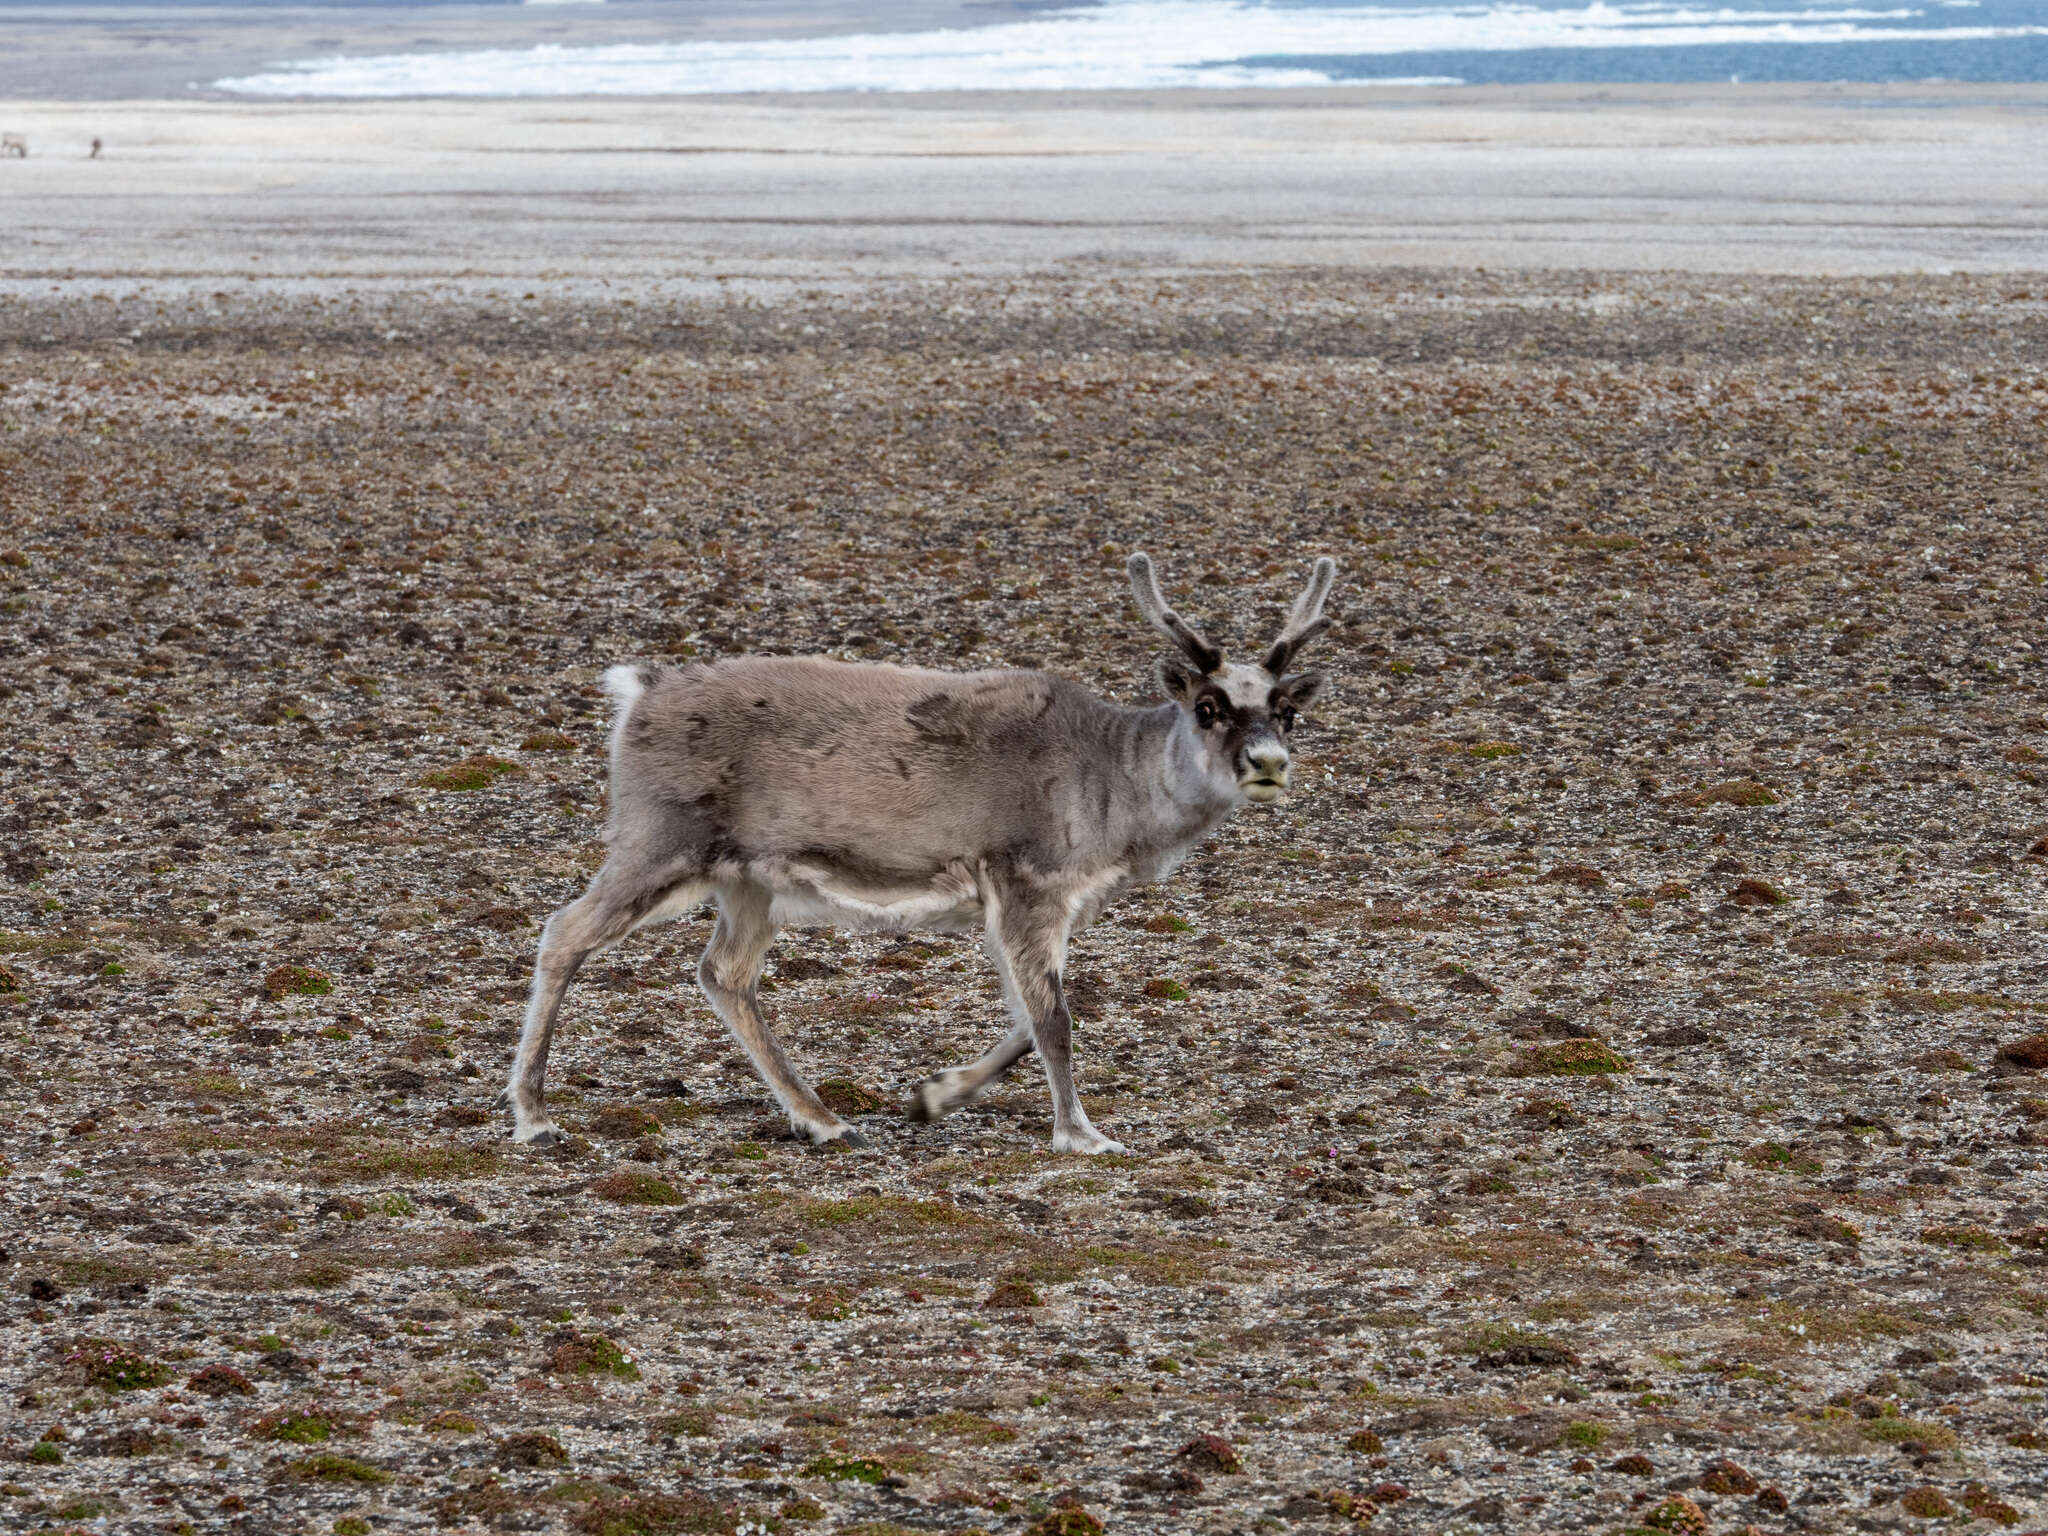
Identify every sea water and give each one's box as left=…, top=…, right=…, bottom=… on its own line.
left=212, top=0, right=2048, bottom=95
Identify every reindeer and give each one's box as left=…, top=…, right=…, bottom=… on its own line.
left=1, top=135, right=27, bottom=159
left=502, top=551, right=1337, bottom=1155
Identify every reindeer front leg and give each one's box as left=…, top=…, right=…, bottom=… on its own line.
left=982, top=878, right=1125, bottom=1156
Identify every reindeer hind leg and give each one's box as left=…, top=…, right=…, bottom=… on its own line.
left=505, top=867, right=700, bottom=1144
left=698, top=881, right=863, bottom=1147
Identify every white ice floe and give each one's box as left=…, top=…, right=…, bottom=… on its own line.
left=212, top=0, right=2048, bottom=96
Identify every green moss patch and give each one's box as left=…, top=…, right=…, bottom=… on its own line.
left=1920, top=1225, right=2007, bottom=1253
left=1505, top=1040, right=1630, bottom=1076
left=1860, top=1415, right=1960, bottom=1452
left=419, top=755, right=523, bottom=791
left=262, top=963, right=333, bottom=1000
left=65, top=1339, right=171, bottom=1392
left=547, top=1332, right=640, bottom=1381
left=588, top=1170, right=683, bottom=1206
left=1675, top=778, right=1780, bottom=807
left=801, top=1453, right=889, bottom=1483
left=922, top=1409, right=1017, bottom=1444
left=1742, top=1141, right=1823, bottom=1174
left=287, top=1453, right=389, bottom=1484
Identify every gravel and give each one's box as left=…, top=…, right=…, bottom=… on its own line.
left=1, top=268, right=2045, bottom=1534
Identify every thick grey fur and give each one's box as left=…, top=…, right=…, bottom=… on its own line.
left=504, top=552, right=1337, bottom=1155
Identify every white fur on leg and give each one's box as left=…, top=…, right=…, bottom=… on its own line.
left=1051, top=1118, right=1127, bottom=1156
left=911, top=1067, right=973, bottom=1123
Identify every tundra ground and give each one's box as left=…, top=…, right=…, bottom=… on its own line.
left=2, top=271, right=2046, bottom=1535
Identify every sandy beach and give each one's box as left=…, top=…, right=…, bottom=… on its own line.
left=3, top=50, right=2048, bottom=1536
left=2, top=86, right=2048, bottom=286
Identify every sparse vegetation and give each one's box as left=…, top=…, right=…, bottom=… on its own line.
left=4, top=267, right=2043, bottom=1536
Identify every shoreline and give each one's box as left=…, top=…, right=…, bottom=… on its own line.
left=4, top=84, right=2048, bottom=282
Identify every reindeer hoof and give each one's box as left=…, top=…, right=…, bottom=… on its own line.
left=1052, top=1131, right=1128, bottom=1157
left=906, top=1076, right=953, bottom=1124
left=491, top=1087, right=511, bottom=1111
left=815, top=1126, right=870, bottom=1150
left=514, top=1125, right=563, bottom=1147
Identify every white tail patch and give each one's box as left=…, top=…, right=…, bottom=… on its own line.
left=601, top=664, right=648, bottom=709
left=601, top=664, right=651, bottom=762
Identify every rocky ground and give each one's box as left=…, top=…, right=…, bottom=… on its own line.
left=2, top=269, right=2047, bottom=1536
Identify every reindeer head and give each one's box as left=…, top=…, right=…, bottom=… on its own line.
left=1128, top=551, right=1335, bottom=804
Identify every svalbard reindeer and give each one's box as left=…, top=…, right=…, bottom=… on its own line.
left=503, top=551, right=1337, bottom=1155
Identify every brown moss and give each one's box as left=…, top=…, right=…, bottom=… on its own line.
left=1177, top=1433, right=1242, bottom=1473
left=1996, top=1032, right=2048, bottom=1070
left=816, top=1078, right=888, bottom=1116
left=587, top=1104, right=663, bottom=1140
left=496, top=1431, right=567, bottom=1466
left=1898, top=1485, right=1957, bottom=1518
left=1729, top=878, right=1789, bottom=906
left=547, top=1333, right=640, bottom=1381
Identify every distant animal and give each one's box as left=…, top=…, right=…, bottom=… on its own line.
left=502, top=551, right=1338, bottom=1155
left=89, top=137, right=102, bottom=159
left=1, top=135, right=25, bottom=159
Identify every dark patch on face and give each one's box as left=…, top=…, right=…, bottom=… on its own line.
left=1193, top=685, right=1273, bottom=766
left=1265, top=686, right=1299, bottom=736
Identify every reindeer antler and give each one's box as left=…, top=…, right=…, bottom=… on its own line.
left=1127, top=553, right=1223, bottom=675
left=1263, top=556, right=1337, bottom=674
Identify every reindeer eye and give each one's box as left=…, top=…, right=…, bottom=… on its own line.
left=1278, top=706, right=1297, bottom=732
left=1194, top=699, right=1218, bottom=729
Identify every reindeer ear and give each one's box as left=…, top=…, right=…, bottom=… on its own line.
left=1277, top=671, right=1326, bottom=713
left=1155, top=654, right=1204, bottom=705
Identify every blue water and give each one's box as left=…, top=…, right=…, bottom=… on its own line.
left=1227, top=0, right=2048, bottom=84
left=1232, top=35, right=2048, bottom=85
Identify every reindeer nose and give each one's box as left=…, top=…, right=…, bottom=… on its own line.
left=1245, top=742, right=1289, bottom=781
